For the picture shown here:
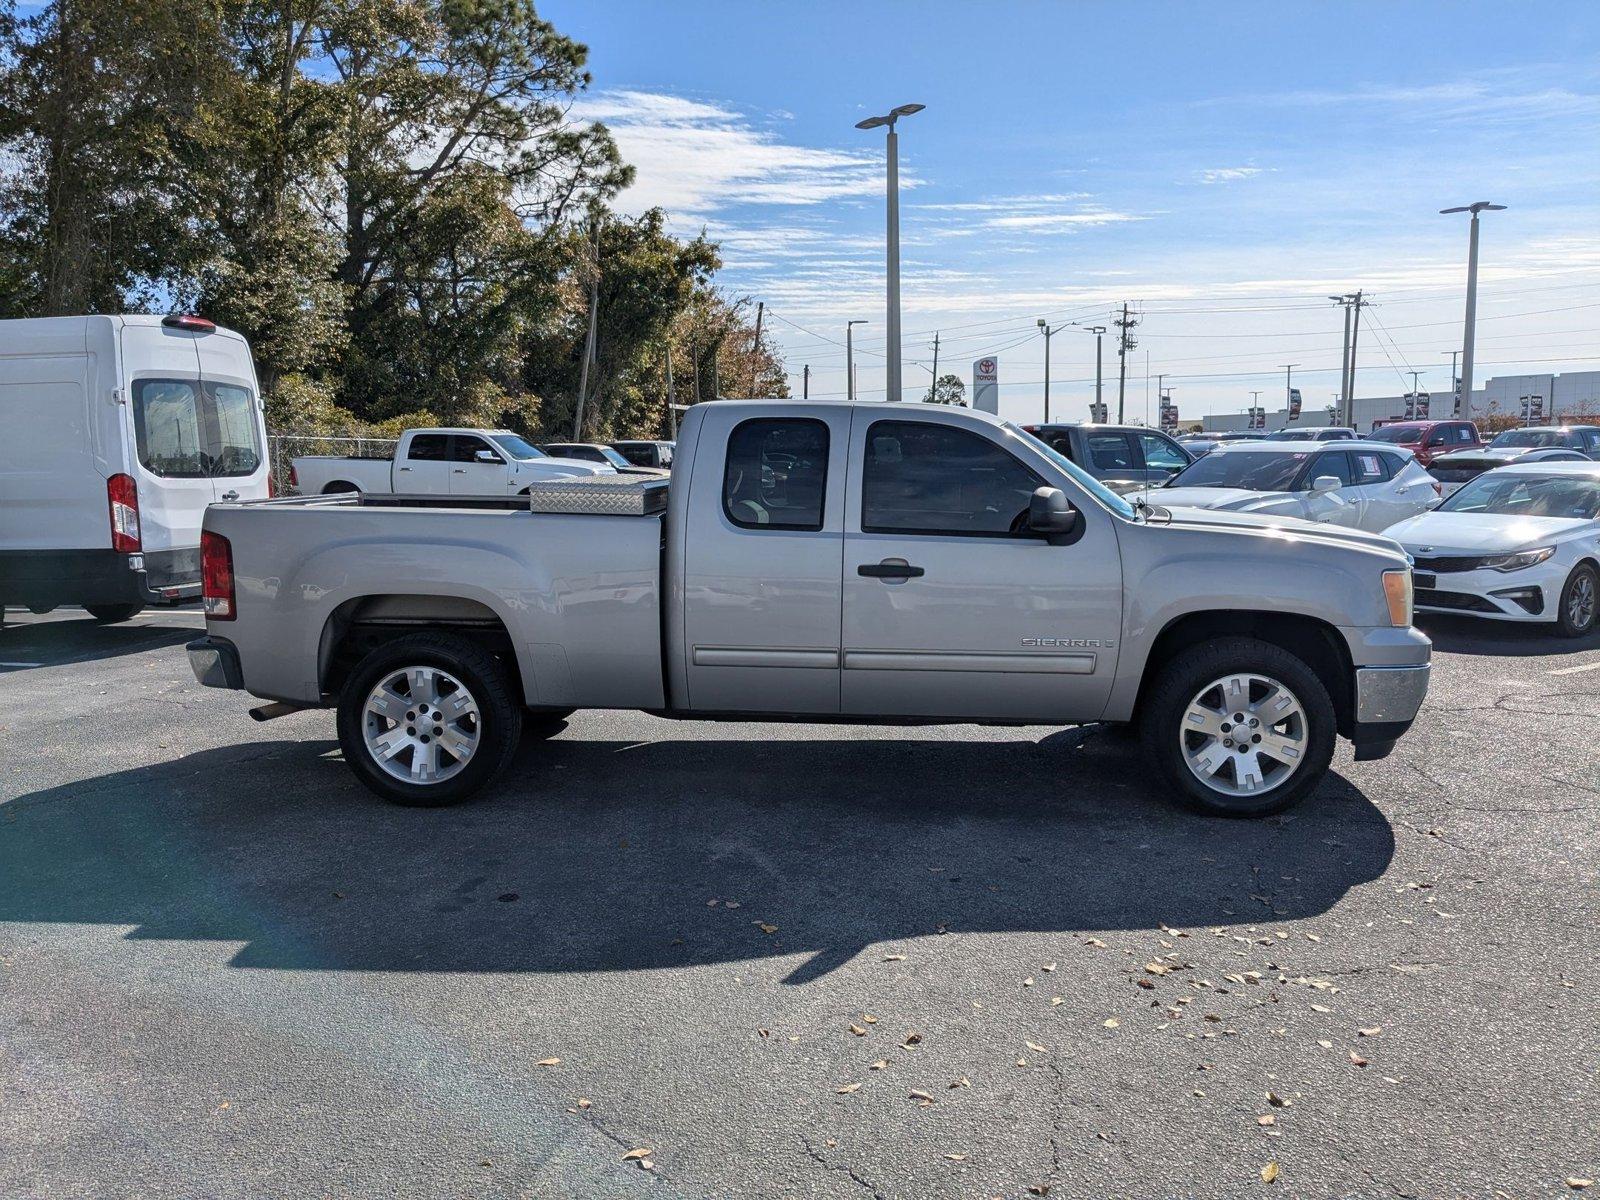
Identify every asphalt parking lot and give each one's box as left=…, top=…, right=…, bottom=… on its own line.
left=1, top=607, right=1596, bottom=1199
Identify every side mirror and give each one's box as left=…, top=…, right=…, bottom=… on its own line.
left=475, top=449, right=503, bottom=465
left=1311, top=475, right=1341, bottom=494
left=1028, top=486, right=1080, bottom=543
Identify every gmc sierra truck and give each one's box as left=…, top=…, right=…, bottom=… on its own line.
left=189, top=401, right=1430, bottom=817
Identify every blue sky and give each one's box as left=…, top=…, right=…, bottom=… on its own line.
left=547, top=0, right=1600, bottom=421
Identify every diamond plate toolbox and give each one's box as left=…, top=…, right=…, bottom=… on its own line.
left=525, top=474, right=669, bottom=516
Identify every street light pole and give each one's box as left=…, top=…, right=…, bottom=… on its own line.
left=846, top=319, right=866, bottom=401
left=856, top=103, right=925, bottom=403
left=1083, top=325, right=1106, bottom=415
left=1281, top=364, right=1299, bottom=426
left=1443, top=350, right=1461, bottom=415
left=1036, top=319, right=1056, bottom=422
left=1441, top=201, right=1506, bottom=423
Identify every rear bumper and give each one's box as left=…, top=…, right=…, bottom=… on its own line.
left=187, top=635, right=244, bottom=689
left=1, top=547, right=198, bottom=610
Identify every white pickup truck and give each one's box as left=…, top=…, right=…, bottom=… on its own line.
left=290, top=427, right=614, bottom=496
left=192, top=400, right=1431, bottom=818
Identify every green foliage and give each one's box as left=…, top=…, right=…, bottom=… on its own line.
left=0, top=0, right=783, bottom=441
left=923, top=374, right=967, bottom=405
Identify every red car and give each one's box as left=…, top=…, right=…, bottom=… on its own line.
left=1365, top=419, right=1483, bottom=467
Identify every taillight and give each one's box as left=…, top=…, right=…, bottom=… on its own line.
left=107, top=473, right=141, bottom=552
left=201, top=530, right=236, bottom=620
left=288, top=462, right=298, bottom=489
left=267, top=471, right=276, bottom=498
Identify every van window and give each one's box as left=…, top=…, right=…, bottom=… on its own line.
left=723, top=418, right=829, bottom=530
left=132, top=378, right=261, bottom=478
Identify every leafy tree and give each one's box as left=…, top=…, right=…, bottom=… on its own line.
left=923, top=373, right=967, bottom=405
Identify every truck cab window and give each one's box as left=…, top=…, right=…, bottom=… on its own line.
left=862, top=420, right=1043, bottom=536
left=451, top=436, right=500, bottom=463
left=407, top=434, right=450, bottom=461
left=722, top=418, right=829, bottom=530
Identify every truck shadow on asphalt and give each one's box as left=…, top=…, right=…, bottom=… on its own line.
left=0, top=729, right=1394, bottom=983
left=0, top=615, right=198, bottom=673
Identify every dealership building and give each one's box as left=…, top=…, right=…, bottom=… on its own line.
left=1199, top=368, right=1600, bottom=435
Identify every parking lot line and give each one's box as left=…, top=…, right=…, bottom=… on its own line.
left=1548, top=660, right=1600, bottom=676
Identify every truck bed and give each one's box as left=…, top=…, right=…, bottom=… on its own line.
left=203, top=491, right=667, bottom=710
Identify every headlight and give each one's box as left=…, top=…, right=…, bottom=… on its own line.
left=1481, top=547, right=1555, bottom=572
left=1382, top=569, right=1413, bottom=627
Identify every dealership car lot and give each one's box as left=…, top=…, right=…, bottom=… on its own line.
left=2, top=607, right=1597, bottom=1198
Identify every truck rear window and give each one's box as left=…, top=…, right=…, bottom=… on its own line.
left=133, top=378, right=261, bottom=478
left=723, top=419, right=829, bottom=530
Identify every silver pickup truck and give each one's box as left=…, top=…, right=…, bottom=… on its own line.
left=189, top=400, right=1430, bottom=816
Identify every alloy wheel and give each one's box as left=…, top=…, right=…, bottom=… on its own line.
left=1179, top=672, right=1308, bottom=797
left=362, top=665, right=481, bottom=784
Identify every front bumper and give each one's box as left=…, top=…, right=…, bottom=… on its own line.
left=187, top=636, right=243, bottom=689
left=1350, top=663, right=1430, bottom=761
left=1412, top=561, right=1564, bottom=623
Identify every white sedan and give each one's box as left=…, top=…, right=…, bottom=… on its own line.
left=1155, top=441, right=1439, bottom=533
left=1383, top=461, right=1600, bottom=637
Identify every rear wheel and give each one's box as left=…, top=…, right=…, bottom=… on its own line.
left=1141, top=636, right=1336, bottom=817
left=1556, top=563, right=1598, bottom=638
left=86, top=604, right=141, bottom=623
left=336, top=632, right=522, bottom=806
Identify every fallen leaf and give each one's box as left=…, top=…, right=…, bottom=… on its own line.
left=755, top=922, right=778, bottom=934
left=576, top=1098, right=591, bottom=1109
left=1349, top=1051, right=1369, bottom=1067
left=862, top=1014, right=878, bottom=1024
left=536, top=1057, right=561, bottom=1067
left=724, top=900, right=741, bottom=909
left=908, top=1089, right=935, bottom=1105
left=1042, top=962, right=1057, bottom=972
left=884, top=953, right=907, bottom=961
left=849, top=1024, right=868, bottom=1037
left=1051, top=996, right=1065, bottom=1006
left=1257, top=1114, right=1276, bottom=1126
left=1102, top=1018, right=1120, bottom=1029
left=1358, top=1026, right=1382, bottom=1037
left=943, top=1153, right=967, bottom=1162
left=1015, top=1057, right=1028, bottom=1067
left=1144, top=962, right=1170, bottom=976
left=870, top=1059, right=889, bottom=1071
left=1026, top=1041, right=1048, bottom=1053
left=1028, top=1185, right=1051, bottom=1196
left=835, top=1082, right=861, bottom=1094
left=1310, top=1004, right=1332, bottom=1014
left=621, top=1148, right=651, bottom=1161
left=1261, top=1161, right=1280, bottom=1183
left=1085, top=937, right=1107, bottom=947
left=1267, top=1092, right=1290, bottom=1108
left=1567, top=1180, right=1594, bottom=1191
left=1137, top=978, right=1155, bottom=989
left=1317, top=1040, right=1333, bottom=1049
left=1022, top=977, right=1035, bottom=988
left=903, top=1032, right=923, bottom=1047
left=949, top=1076, right=970, bottom=1088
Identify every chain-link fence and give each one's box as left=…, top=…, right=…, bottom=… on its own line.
left=268, top=434, right=398, bottom=494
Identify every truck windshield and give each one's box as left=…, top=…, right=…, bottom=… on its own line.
left=489, top=434, right=548, bottom=460
left=1368, top=425, right=1423, bottom=444
left=1006, top=423, right=1136, bottom=519
left=132, top=378, right=261, bottom=478
left=1488, top=429, right=1571, bottom=449
left=1167, top=450, right=1308, bottom=492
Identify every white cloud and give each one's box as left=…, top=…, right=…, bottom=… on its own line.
left=569, top=89, right=886, bottom=219
left=983, top=210, right=1146, bottom=231
left=1198, top=166, right=1265, bottom=184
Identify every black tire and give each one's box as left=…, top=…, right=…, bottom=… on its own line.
left=1140, top=636, right=1336, bottom=818
left=524, top=707, right=575, bottom=738
left=86, top=604, right=142, bottom=623
left=336, top=632, right=522, bottom=807
left=1555, top=563, right=1598, bottom=638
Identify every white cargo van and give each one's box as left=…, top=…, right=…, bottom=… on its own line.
left=0, top=314, right=270, bottom=622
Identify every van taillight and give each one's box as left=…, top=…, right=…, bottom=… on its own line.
left=267, top=471, right=276, bottom=498
left=288, top=462, right=298, bottom=489
left=107, top=473, right=141, bottom=552
left=201, top=530, right=236, bottom=620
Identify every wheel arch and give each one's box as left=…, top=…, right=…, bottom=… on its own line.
left=318, top=593, right=527, bottom=703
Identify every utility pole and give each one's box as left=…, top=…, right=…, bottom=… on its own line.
left=1113, top=303, right=1138, bottom=423
left=802, top=364, right=810, bottom=399
left=1346, top=291, right=1365, bottom=428
left=1331, top=294, right=1354, bottom=414
left=572, top=218, right=600, bottom=440
left=1249, top=390, right=1263, bottom=430
left=928, top=332, right=940, bottom=402
left=747, top=301, right=764, bottom=397
left=1443, top=350, right=1461, bottom=414
left=664, top=345, right=676, bottom=439
left=1441, top=201, right=1505, bottom=424
left=1036, top=319, right=1058, bottom=421
left=1083, top=325, right=1106, bottom=415
left=846, top=319, right=866, bottom=401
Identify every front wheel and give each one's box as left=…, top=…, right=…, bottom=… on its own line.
left=86, top=604, right=142, bottom=623
left=1555, top=563, right=1598, bottom=638
left=336, top=632, right=522, bottom=806
left=1141, top=636, right=1336, bottom=817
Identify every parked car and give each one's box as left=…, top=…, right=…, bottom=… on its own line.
left=611, top=439, right=675, bottom=469
left=1020, top=422, right=1194, bottom=493
left=1383, top=462, right=1600, bottom=637
left=1365, top=419, right=1483, bottom=467
left=291, top=429, right=613, bottom=496
left=189, top=400, right=1429, bottom=818
left=537, top=444, right=662, bottom=476
left=1261, top=426, right=1357, bottom=442
left=1177, top=433, right=1268, bottom=457
left=1157, top=441, right=1439, bottom=532
left=1427, top=425, right=1600, bottom=497
left=0, top=313, right=270, bottom=623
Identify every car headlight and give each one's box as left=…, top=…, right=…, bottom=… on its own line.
left=1481, top=547, right=1555, bottom=572
left=1382, top=569, right=1413, bottom=627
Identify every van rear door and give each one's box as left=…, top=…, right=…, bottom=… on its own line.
left=193, top=326, right=269, bottom=504
left=123, top=324, right=214, bottom=557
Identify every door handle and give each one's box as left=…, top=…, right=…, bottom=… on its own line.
left=452, top=468, right=466, bottom=473
left=397, top=466, right=412, bottom=472
left=858, top=561, right=924, bottom=579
